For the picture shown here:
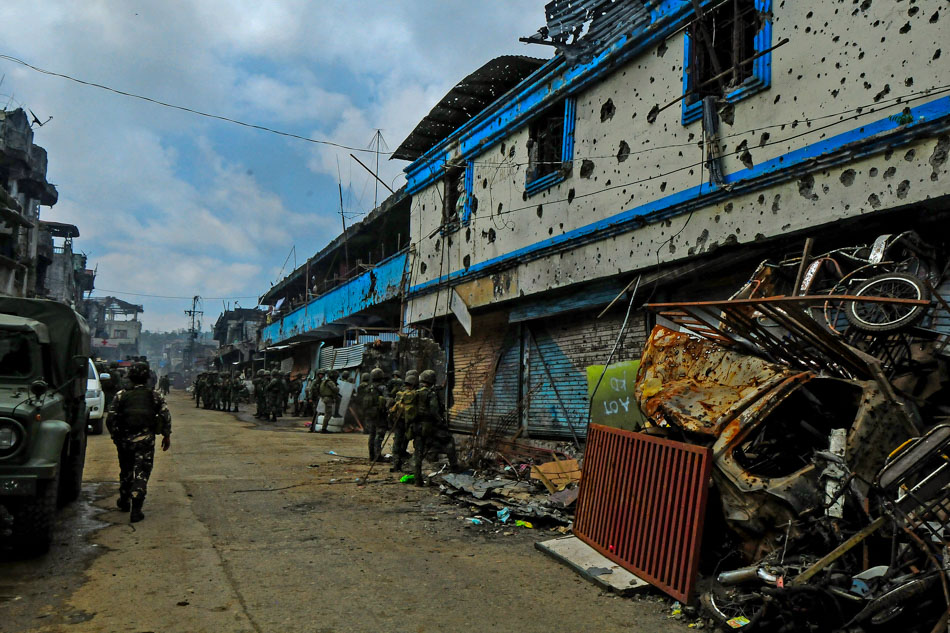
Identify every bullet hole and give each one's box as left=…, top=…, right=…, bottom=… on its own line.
left=434, top=240, right=441, bottom=252
left=896, top=180, right=911, bottom=199
left=497, top=202, right=503, bottom=214
left=868, top=193, right=882, bottom=208
left=567, top=188, right=576, bottom=203
left=772, top=194, right=781, bottom=214
left=905, top=77, right=914, bottom=87
left=822, top=185, right=830, bottom=194
left=759, top=132, right=770, bottom=147
left=647, top=104, right=660, bottom=124
left=864, top=82, right=872, bottom=90
left=869, top=167, right=880, bottom=177
left=465, top=228, right=471, bottom=242
left=736, top=139, right=749, bottom=153
left=522, top=191, right=528, bottom=201
left=859, top=0, right=871, bottom=11
left=487, top=228, right=496, bottom=243
left=904, top=149, right=916, bottom=162
left=883, top=166, right=897, bottom=179
left=447, top=237, right=453, bottom=247
left=482, top=178, right=488, bottom=189
left=908, top=6, right=919, bottom=17
left=724, top=202, right=734, bottom=213
left=931, top=12, right=940, bottom=24
left=798, top=174, right=820, bottom=201
left=935, top=49, right=942, bottom=61
left=660, top=181, right=667, bottom=192
left=930, top=135, right=949, bottom=181
left=714, top=214, right=721, bottom=223
left=718, top=103, right=735, bottom=126
left=840, top=169, right=856, bottom=186
left=885, top=150, right=894, bottom=161
left=899, top=22, right=911, bottom=34
left=536, top=205, right=543, bottom=218
left=509, top=146, right=516, bottom=158
left=617, top=141, right=630, bottom=162
left=548, top=227, right=554, bottom=235
left=740, top=150, right=754, bottom=169
left=463, top=255, right=471, bottom=269
left=580, top=159, right=595, bottom=178
left=600, top=99, right=616, bottom=122
left=656, top=41, right=668, bottom=58
left=420, top=262, right=427, bottom=274
left=500, top=142, right=506, bottom=155
left=757, top=194, right=765, bottom=205
left=873, top=84, right=891, bottom=102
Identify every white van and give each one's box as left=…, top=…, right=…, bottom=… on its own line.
left=86, top=359, right=106, bottom=434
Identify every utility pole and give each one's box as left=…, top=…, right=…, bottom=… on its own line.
left=368, top=129, right=389, bottom=209
left=184, top=295, right=203, bottom=375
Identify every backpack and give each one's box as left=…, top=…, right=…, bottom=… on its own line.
left=401, top=389, right=420, bottom=424
left=319, top=378, right=336, bottom=398
left=115, top=388, right=158, bottom=433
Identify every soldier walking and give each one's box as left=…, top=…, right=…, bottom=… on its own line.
left=411, top=370, right=458, bottom=486
left=307, top=370, right=325, bottom=431
left=107, top=362, right=171, bottom=522
left=317, top=370, right=341, bottom=433
left=265, top=371, right=283, bottom=422
left=158, top=373, right=170, bottom=395
left=389, top=370, right=418, bottom=472
left=361, top=368, right=389, bottom=460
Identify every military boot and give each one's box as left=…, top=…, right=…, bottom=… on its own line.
left=130, top=498, right=145, bottom=523
left=116, top=495, right=131, bottom=512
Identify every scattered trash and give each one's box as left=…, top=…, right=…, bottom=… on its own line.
left=530, top=459, right=581, bottom=493
left=326, top=450, right=337, bottom=456
left=468, top=518, right=483, bottom=525
left=586, top=566, right=613, bottom=576
left=514, top=520, right=533, bottom=529
left=725, top=616, right=750, bottom=629
left=496, top=507, right=511, bottom=524
left=399, top=474, right=415, bottom=484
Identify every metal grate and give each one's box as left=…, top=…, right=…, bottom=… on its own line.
left=574, top=424, right=713, bottom=603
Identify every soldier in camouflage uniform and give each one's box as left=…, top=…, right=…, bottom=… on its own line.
left=107, top=362, right=172, bottom=522
left=361, top=368, right=389, bottom=460
left=412, top=370, right=458, bottom=486
left=220, top=373, right=232, bottom=412
left=387, top=370, right=404, bottom=396
left=253, top=370, right=267, bottom=418
left=289, top=373, right=303, bottom=416
left=307, top=370, right=325, bottom=432
left=279, top=372, right=290, bottom=415
left=318, top=370, right=341, bottom=433
left=265, top=371, right=283, bottom=422
left=389, top=370, right=418, bottom=472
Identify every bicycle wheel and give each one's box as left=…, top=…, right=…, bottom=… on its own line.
left=844, top=272, right=930, bottom=333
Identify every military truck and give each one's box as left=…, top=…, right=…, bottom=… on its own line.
left=0, top=298, right=90, bottom=553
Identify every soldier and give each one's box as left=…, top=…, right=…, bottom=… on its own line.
left=389, top=370, right=418, bottom=472
left=318, top=370, right=342, bottom=433
left=412, top=370, right=458, bottom=486
left=158, top=373, right=170, bottom=395
left=220, top=373, right=232, bottom=413
left=193, top=372, right=205, bottom=408
left=387, top=370, right=404, bottom=396
left=361, top=368, right=389, bottom=460
left=306, top=370, right=325, bottom=432
left=107, top=362, right=171, bottom=522
left=289, top=373, right=303, bottom=416
left=253, top=369, right=267, bottom=418
left=279, top=371, right=290, bottom=415
left=265, top=371, right=283, bottom=422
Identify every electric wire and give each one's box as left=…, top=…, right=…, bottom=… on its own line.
left=0, top=53, right=393, bottom=155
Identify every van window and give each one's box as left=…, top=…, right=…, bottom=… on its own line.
left=0, top=332, right=34, bottom=378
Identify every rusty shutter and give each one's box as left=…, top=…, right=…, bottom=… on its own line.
left=449, top=311, right=521, bottom=434
left=523, top=309, right=647, bottom=439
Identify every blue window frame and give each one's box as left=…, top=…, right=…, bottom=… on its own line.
left=681, top=0, right=772, bottom=125
left=441, top=160, right=474, bottom=232
left=525, top=97, right=576, bottom=196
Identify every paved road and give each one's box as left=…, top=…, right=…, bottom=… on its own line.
left=2, top=391, right=683, bottom=632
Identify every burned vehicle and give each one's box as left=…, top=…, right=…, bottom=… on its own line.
left=0, top=298, right=90, bottom=554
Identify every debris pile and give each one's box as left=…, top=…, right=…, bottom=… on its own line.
left=577, top=232, right=950, bottom=631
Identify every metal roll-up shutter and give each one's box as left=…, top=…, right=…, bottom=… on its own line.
left=449, top=311, right=520, bottom=434
left=524, top=309, right=647, bottom=439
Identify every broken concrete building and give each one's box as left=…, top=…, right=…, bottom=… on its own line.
left=35, top=221, right=96, bottom=308
left=0, top=108, right=59, bottom=297
left=85, top=296, right=144, bottom=361
left=394, top=0, right=950, bottom=441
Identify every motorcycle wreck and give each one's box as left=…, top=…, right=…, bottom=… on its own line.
left=630, top=232, right=950, bottom=632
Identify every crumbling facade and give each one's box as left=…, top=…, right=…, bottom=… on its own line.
left=395, top=0, right=950, bottom=440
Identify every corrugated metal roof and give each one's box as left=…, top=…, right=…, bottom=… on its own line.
left=523, top=0, right=652, bottom=61
left=392, top=55, right=548, bottom=162
left=318, top=344, right=365, bottom=371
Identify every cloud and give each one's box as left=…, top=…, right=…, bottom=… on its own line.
left=0, top=1, right=549, bottom=331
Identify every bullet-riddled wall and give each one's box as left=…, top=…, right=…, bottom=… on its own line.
left=404, top=0, right=950, bottom=323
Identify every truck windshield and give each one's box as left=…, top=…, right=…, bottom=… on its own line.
left=0, top=332, right=34, bottom=378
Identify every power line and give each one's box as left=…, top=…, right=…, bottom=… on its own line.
left=0, top=53, right=394, bottom=155
left=92, top=288, right=261, bottom=301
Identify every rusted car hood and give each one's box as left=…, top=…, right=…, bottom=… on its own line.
left=635, top=326, right=808, bottom=436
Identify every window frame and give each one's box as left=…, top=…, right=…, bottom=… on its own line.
left=525, top=97, right=576, bottom=196
left=681, top=0, right=772, bottom=126
left=440, top=160, right=474, bottom=233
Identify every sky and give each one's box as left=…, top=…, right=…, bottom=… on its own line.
left=0, top=1, right=548, bottom=331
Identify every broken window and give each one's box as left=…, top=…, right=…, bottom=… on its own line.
left=442, top=161, right=473, bottom=229
left=526, top=98, right=576, bottom=195
left=682, top=0, right=772, bottom=125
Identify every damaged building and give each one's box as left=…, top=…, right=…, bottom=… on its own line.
left=395, top=0, right=949, bottom=443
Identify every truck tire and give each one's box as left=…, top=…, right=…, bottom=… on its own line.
left=10, top=468, right=59, bottom=555
left=88, top=415, right=104, bottom=435
left=58, top=430, right=86, bottom=506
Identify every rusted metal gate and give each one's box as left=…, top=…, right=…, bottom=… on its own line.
left=574, top=424, right=713, bottom=603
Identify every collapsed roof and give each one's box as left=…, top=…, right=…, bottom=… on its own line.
left=392, top=55, right=548, bottom=162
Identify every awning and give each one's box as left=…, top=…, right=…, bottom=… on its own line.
left=318, top=344, right=365, bottom=371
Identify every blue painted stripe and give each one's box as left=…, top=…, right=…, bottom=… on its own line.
left=409, top=95, right=950, bottom=297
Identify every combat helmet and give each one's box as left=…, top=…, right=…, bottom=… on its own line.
left=405, top=369, right=418, bottom=379
left=360, top=372, right=371, bottom=383
left=392, top=370, right=402, bottom=379
left=128, top=362, right=150, bottom=384
left=370, top=368, right=385, bottom=382
left=419, top=370, right=437, bottom=386
left=256, top=369, right=265, bottom=377
left=404, top=373, right=419, bottom=387
left=329, top=370, right=339, bottom=380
